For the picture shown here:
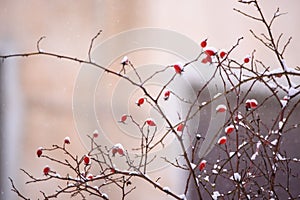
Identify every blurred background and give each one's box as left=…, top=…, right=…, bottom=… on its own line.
left=0, top=0, right=300, bottom=199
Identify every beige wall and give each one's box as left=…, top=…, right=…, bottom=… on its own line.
left=1, top=1, right=299, bottom=199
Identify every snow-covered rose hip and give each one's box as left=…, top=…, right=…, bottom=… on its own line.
left=93, top=130, right=99, bottom=138
left=225, top=125, right=235, bottom=134
left=64, top=136, right=70, bottom=144
left=112, top=143, right=125, bottom=156
left=146, top=118, right=156, bottom=126
left=249, top=99, right=258, bottom=108
left=245, top=99, right=258, bottom=110
left=216, top=104, right=227, bottom=113
left=217, top=136, right=227, bottom=145
left=199, top=160, right=207, bottom=171
left=87, top=173, right=93, bottom=180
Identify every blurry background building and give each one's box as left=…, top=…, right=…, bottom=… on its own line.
left=0, top=1, right=300, bottom=199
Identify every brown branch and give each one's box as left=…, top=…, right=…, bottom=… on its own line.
left=88, top=30, right=103, bottom=62
left=8, top=177, right=30, bottom=200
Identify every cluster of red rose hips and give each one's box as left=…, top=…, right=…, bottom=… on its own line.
left=200, top=38, right=251, bottom=64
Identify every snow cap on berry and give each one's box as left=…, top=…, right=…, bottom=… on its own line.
left=245, top=99, right=258, bottom=110
left=225, top=124, right=235, bottom=134
left=146, top=118, right=156, bottom=126
left=112, top=143, right=125, bottom=156
left=121, top=56, right=129, bottom=65
left=216, top=104, right=227, bottom=113
left=199, top=160, right=207, bottom=171
left=64, top=136, right=71, bottom=144
left=217, top=136, right=227, bottom=145
left=93, top=130, right=99, bottom=138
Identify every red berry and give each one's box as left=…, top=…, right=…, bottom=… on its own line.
left=36, top=147, right=43, bottom=157
left=117, top=148, right=124, bottom=156
left=245, top=99, right=258, bottom=110
left=225, top=125, right=235, bottom=134
left=200, top=39, right=207, bottom=48
left=136, top=98, right=145, bottom=106
left=244, top=55, right=250, bottom=63
left=43, top=166, right=50, bottom=175
left=219, top=49, right=227, bottom=59
left=87, top=173, right=93, bottom=180
left=201, top=57, right=208, bottom=64
left=93, top=130, right=99, bottom=138
left=146, top=118, right=156, bottom=126
left=173, top=64, right=183, bottom=74
left=177, top=123, right=184, bottom=132
left=164, top=90, right=170, bottom=100
left=250, top=99, right=258, bottom=108
left=217, top=136, right=227, bottom=145
left=204, top=47, right=217, bottom=56
left=83, top=155, right=91, bottom=165
left=216, top=104, right=227, bottom=113
left=201, top=55, right=212, bottom=64
left=64, top=136, right=70, bottom=144
left=199, top=160, right=207, bottom=171
left=112, top=143, right=125, bottom=156
left=112, top=148, right=118, bottom=156
left=110, top=168, right=116, bottom=173
left=120, top=114, right=127, bottom=123
left=205, top=50, right=215, bottom=56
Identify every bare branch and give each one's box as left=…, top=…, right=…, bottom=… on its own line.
left=9, top=177, right=30, bottom=200
left=88, top=30, right=103, bottom=62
